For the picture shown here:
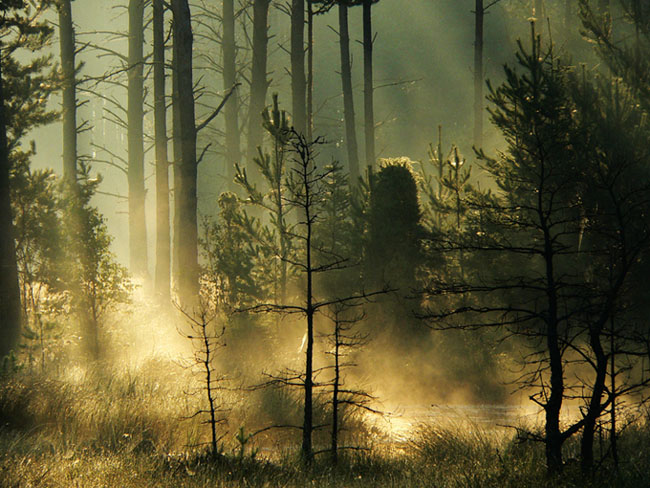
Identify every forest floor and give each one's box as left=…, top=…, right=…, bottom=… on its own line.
left=1, top=362, right=649, bottom=487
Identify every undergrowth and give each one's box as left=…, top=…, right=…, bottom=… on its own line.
left=2, top=364, right=650, bottom=487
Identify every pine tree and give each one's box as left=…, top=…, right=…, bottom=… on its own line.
left=0, top=0, right=57, bottom=359
left=57, top=0, right=76, bottom=183
left=59, top=164, right=132, bottom=360
left=172, top=0, right=200, bottom=305
left=127, top=0, right=148, bottom=279
left=290, top=0, right=306, bottom=136
left=247, top=0, right=271, bottom=168
left=222, top=0, right=241, bottom=183
left=235, top=94, right=294, bottom=304
left=153, top=0, right=171, bottom=300
left=422, top=26, right=583, bottom=473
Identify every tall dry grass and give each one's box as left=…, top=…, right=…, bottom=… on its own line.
left=3, top=360, right=650, bottom=487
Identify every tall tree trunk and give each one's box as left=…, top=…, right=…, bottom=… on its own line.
left=247, top=0, right=270, bottom=169
left=543, top=223, right=564, bottom=474
left=59, top=0, right=94, bottom=356
left=222, top=0, right=240, bottom=186
left=610, top=318, right=618, bottom=468
left=291, top=0, right=306, bottom=135
left=362, top=0, right=375, bottom=171
left=580, top=325, right=608, bottom=473
left=473, top=0, right=484, bottom=148
left=172, top=0, right=199, bottom=306
left=306, top=0, right=313, bottom=141
left=128, top=0, right=148, bottom=278
left=59, top=0, right=76, bottom=183
left=172, top=32, right=182, bottom=290
left=338, top=3, right=359, bottom=184
left=302, top=153, right=314, bottom=464
left=331, top=320, right=340, bottom=465
left=153, top=0, right=170, bottom=300
left=0, top=51, right=22, bottom=359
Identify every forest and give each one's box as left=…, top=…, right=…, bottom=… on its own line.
left=1, top=0, right=650, bottom=486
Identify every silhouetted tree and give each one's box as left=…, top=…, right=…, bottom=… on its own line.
left=172, top=24, right=182, bottom=290
left=244, top=131, right=388, bottom=462
left=362, top=0, right=378, bottom=170
left=58, top=0, right=76, bottom=183
left=422, top=28, right=584, bottom=473
left=0, top=0, right=57, bottom=359
left=420, top=127, right=474, bottom=234
left=222, top=0, right=241, bottom=184
left=306, top=0, right=314, bottom=140
left=11, top=163, right=59, bottom=363
left=153, top=0, right=170, bottom=300
left=570, top=72, right=650, bottom=475
left=0, top=51, right=20, bottom=360
left=236, top=95, right=294, bottom=303
left=581, top=0, right=649, bottom=109
left=474, top=0, right=484, bottom=148
left=60, top=164, right=132, bottom=360
left=172, top=0, right=199, bottom=305
left=473, top=0, right=504, bottom=148
left=171, top=0, right=237, bottom=305
left=291, top=0, right=306, bottom=136
left=247, top=0, right=271, bottom=167
left=178, top=297, right=227, bottom=458
left=200, top=192, right=262, bottom=309
left=128, top=0, right=148, bottom=278
left=424, top=25, right=650, bottom=474
left=304, top=1, right=337, bottom=141
left=313, top=160, right=357, bottom=294
left=366, top=160, right=423, bottom=293
left=338, top=1, right=360, bottom=183
left=323, top=303, right=375, bottom=465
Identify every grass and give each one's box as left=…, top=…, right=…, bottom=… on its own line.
left=2, top=362, right=650, bottom=487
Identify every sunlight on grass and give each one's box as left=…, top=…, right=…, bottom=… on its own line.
left=2, top=361, right=650, bottom=487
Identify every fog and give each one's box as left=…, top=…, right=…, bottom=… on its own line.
left=29, top=0, right=578, bottom=269
left=4, top=0, right=649, bottom=484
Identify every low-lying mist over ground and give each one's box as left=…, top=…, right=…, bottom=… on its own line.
left=2, top=0, right=650, bottom=486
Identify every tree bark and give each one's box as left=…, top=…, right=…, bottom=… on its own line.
left=580, top=324, right=608, bottom=473
left=473, top=0, right=484, bottom=148
left=59, top=0, right=93, bottom=356
left=172, top=29, right=182, bottom=290
left=128, top=0, right=148, bottom=278
left=222, top=0, right=240, bottom=186
left=0, top=51, right=22, bottom=359
left=610, top=318, right=618, bottom=468
left=171, top=0, right=199, bottom=306
left=331, top=320, right=340, bottom=465
left=306, top=0, right=314, bottom=141
left=58, top=0, right=76, bottom=183
left=153, top=0, right=170, bottom=300
left=362, top=0, right=375, bottom=171
left=302, top=145, right=314, bottom=464
left=291, top=0, right=306, bottom=135
left=338, top=3, right=360, bottom=184
left=541, top=203, right=564, bottom=474
left=247, top=0, right=270, bottom=169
